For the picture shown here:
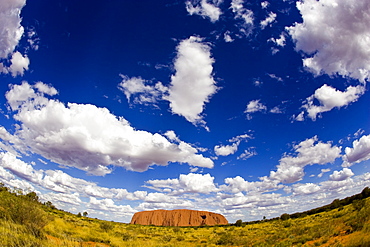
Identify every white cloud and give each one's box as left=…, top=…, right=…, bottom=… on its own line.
left=214, top=134, right=251, bottom=157
left=301, top=84, right=365, bottom=120
left=118, top=75, right=167, bottom=105
left=343, top=134, right=370, bottom=166
left=269, top=32, right=286, bottom=47
left=0, top=0, right=26, bottom=58
left=329, top=168, right=354, bottom=181
left=318, top=168, right=331, bottom=178
left=237, top=149, right=256, bottom=160
left=270, top=106, right=283, bottom=114
left=223, top=31, right=234, bottom=42
left=186, top=0, right=222, bottom=23
left=269, top=136, right=341, bottom=183
left=146, top=173, right=218, bottom=194
left=292, top=183, right=320, bottom=195
left=230, top=0, right=254, bottom=26
left=167, top=36, right=218, bottom=126
left=245, top=99, right=267, bottom=113
left=5, top=82, right=214, bottom=175
left=34, top=82, right=58, bottom=96
left=214, top=143, right=238, bottom=156
left=260, top=12, right=276, bottom=29
left=261, top=1, right=269, bottom=9
left=8, top=51, right=30, bottom=77
left=287, top=0, right=370, bottom=82
left=88, top=197, right=135, bottom=216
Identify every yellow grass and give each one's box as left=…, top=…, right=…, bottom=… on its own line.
left=1, top=185, right=370, bottom=246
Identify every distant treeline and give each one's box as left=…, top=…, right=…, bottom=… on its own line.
left=238, top=187, right=370, bottom=225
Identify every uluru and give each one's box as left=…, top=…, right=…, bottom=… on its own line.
left=130, top=209, right=228, bottom=227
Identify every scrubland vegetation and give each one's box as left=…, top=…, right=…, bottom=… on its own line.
left=1, top=183, right=370, bottom=246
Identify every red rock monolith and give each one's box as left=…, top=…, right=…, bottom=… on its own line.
left=130, top=209, right=228, bottom=226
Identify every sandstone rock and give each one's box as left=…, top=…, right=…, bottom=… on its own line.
left=130, top=209, right=228, bottom=226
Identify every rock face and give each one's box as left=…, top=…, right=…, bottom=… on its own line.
left=130, top=209, right=228, bottom=226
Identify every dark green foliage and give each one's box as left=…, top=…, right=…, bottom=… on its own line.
left=235, top=219, right=243, bottom=226
left=100, top=221, right=114, bottom=232
left=216, top=232, right=235, bottom=245
left=278, top=187, right=370, bottom=222
left=280, top=213, right=290, bottom=221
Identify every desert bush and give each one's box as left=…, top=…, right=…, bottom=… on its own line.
left=100, top=221, right=114, bottom=232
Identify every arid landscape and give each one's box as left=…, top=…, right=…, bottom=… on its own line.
left=1, top=184, right=370, bottom=246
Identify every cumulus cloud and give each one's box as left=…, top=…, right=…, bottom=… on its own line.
left=245, top=100, right=267, bottom=119
left=269, top=32, right=286, bottom=48
left=329, top=168, right=354, bottom=181
left=230, top=0, right=254, bottom=26
left=261, top=1, right=269, bottom=9
left=343, top=134, right=370, bottom=166
left=214, top=134, right=251, bottom=156
left=88, top=197, right=135, bottom=216
left=299, top=84, right=365, bottom=120
left=145, top=173, right=218, bottom=194
left=186, top=0, right=223, bottom=23
left=287, top=0, right=370, bottom=82
left=260, top=12, right=276, bottom=29
left=0, top=151, right=149, bottom=201
left=118, top=75, right=167, bottom=105
left=5, top=82, right=214, bottom=175
left=237, top=148, right=256, bottom=160
left=269, top=136, right=341, bottom=183
left=8, top=51, right=30, bottom=77
left=214, top=143, right=238, bottom=156
left=167, top=36, right=218, bottom=126
left=0, top=0, right=26, bottom=58
left=292, top=183, right=320, bottom=195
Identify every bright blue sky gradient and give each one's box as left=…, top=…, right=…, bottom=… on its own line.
left=0, top=0, right=369, bottom=222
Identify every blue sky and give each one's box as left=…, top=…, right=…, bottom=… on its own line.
left=0, top=0, right=369, bottom=223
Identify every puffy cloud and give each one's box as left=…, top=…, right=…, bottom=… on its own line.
left=270, top=136, right=341, bottom=183
left=5, top=82, right=214, bottom=175
left=34, top=82, right=58, bottom=96
left=292, top=183, right=320, bottom=195
left=261, top=1, right=269, bottom=9
left=270, top=106, right=283, bottom=114
left=300, top=84, right=365, bottom=120
left=269, top=33, right=286, bottom=47
left=146, top=173, right=218, bottom=194
left=287, top=0, right=370, bottom=82
left=230, top=0, right=254, bottom=26
left=260, top=12, right=276, bottom=29
left=245, top=100, right=267, bottom=116
left=223, top=31, right=234, bottom=43
left=343, top=134, right=370, bottom=166
left=222, top=175, right=281, bottom=194
left=0, top=0, right=26, bottom=58
left=0, top=152, right=43, bottom=184
left=214, top=143, right=238, bottom=156
left=118, top=75, right=167, bottom=105
left=329, top=168, right=354, bottom=181
left=88, top=197, right=135, bottom=215
left=214, top=134, right=251, bottom=157
left=237, top=149, right=256, bottom=160
left=8, top=51, right=29, bottom=77
left=318, top=168, right=331, bottom=178
left=167, top=36, right=218, bottom=126
left=186, top=0, right=222, bottom=23
left=0, top=151, right=148, bottom=201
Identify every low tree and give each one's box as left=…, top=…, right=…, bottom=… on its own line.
left=235, top=219, right=243, bottom=227
left=280, top=213, right=290, bottom=220
left=83, top=211, right=88, bottom=217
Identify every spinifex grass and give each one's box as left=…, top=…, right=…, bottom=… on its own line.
left=1, top=184, right=370, bottom=246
